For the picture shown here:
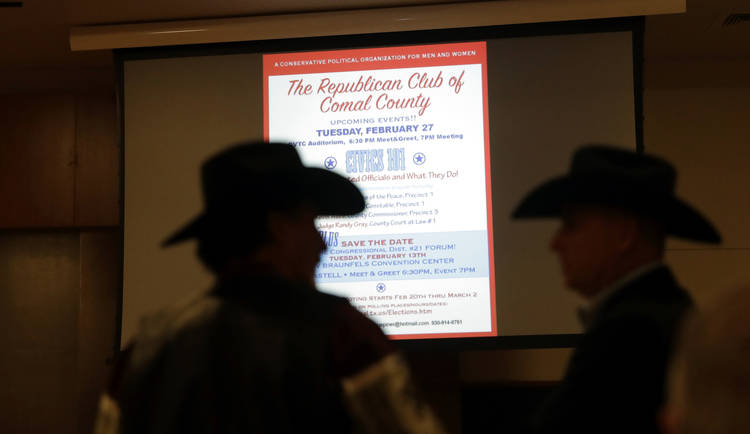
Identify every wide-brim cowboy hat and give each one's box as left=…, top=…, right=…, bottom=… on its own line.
left=163, top=141, right=365, bottom=246
left=512, top=144, right=721, bottom=244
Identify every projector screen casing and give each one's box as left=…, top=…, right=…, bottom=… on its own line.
left=116, top=17, right=644, bottom=351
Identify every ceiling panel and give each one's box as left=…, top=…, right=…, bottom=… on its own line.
left=68, top=0, right=456, bottom=25
left=646, top=0, right=750, bottom=60
left=1, top=0, right=749, bottom=72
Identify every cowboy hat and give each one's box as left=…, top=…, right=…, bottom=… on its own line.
left=512, top=144, right=720, bottom=243
left=163, top=141, right=364, bottom=246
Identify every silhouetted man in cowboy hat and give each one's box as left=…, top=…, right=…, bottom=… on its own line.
left=100, top=142, right=444, bottom=434
left=512, top=145, right=721, bottom=434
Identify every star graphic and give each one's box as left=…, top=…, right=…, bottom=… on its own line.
left=413, top=152, right=426, bottom=165
left=324, top=156, right=337, bottom=169
left=376, top=283, right=386, bottom=293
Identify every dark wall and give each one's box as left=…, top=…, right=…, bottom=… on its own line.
left=0, top=83, right=121, bottom=434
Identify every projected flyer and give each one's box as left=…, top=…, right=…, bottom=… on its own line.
left=263, top=42, right=495, bottom=339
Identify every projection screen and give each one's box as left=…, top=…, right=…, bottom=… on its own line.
left=120, top=20, right=640, bottom=347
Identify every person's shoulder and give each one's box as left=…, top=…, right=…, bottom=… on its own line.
left=606, top=266, right=691, bottom=320
left=325, top=296, right=395, bottom=377
left=311, top=289, right=349, bottom=306
left=585, top=278, right=692, bottom=357
left=144, top=291, right=222, bottom=338
left=626, top=265, right=690, bottom=300
left=125, top=291, right=223, bottom=369
left=326, top=294, right=386, bottom=341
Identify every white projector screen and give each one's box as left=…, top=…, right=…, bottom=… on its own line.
left=120, top=22, right=639, bottom=347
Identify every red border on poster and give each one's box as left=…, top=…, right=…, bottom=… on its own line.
left=263, top=42, right=497, bottom=340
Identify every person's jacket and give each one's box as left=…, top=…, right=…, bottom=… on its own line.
left=534, top=266, right=692, bottom=434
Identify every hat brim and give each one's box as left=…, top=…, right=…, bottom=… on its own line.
left=162, top=167, right=364, bottom=247
left=511, top=176, right=570, bottom=219
left=512, top=176, right=721, bottom=244
left=162, top=214, right=206, bottom=247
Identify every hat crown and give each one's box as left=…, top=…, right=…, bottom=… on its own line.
left=570, top=145, right=676, bottom=196
left=162, top=141, right=365, bottom=246
left=204, top=142, right=302, bottom=175
left=511, top=143, right=721, bottom=244
left=201, top=142, right=305, bottom=208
